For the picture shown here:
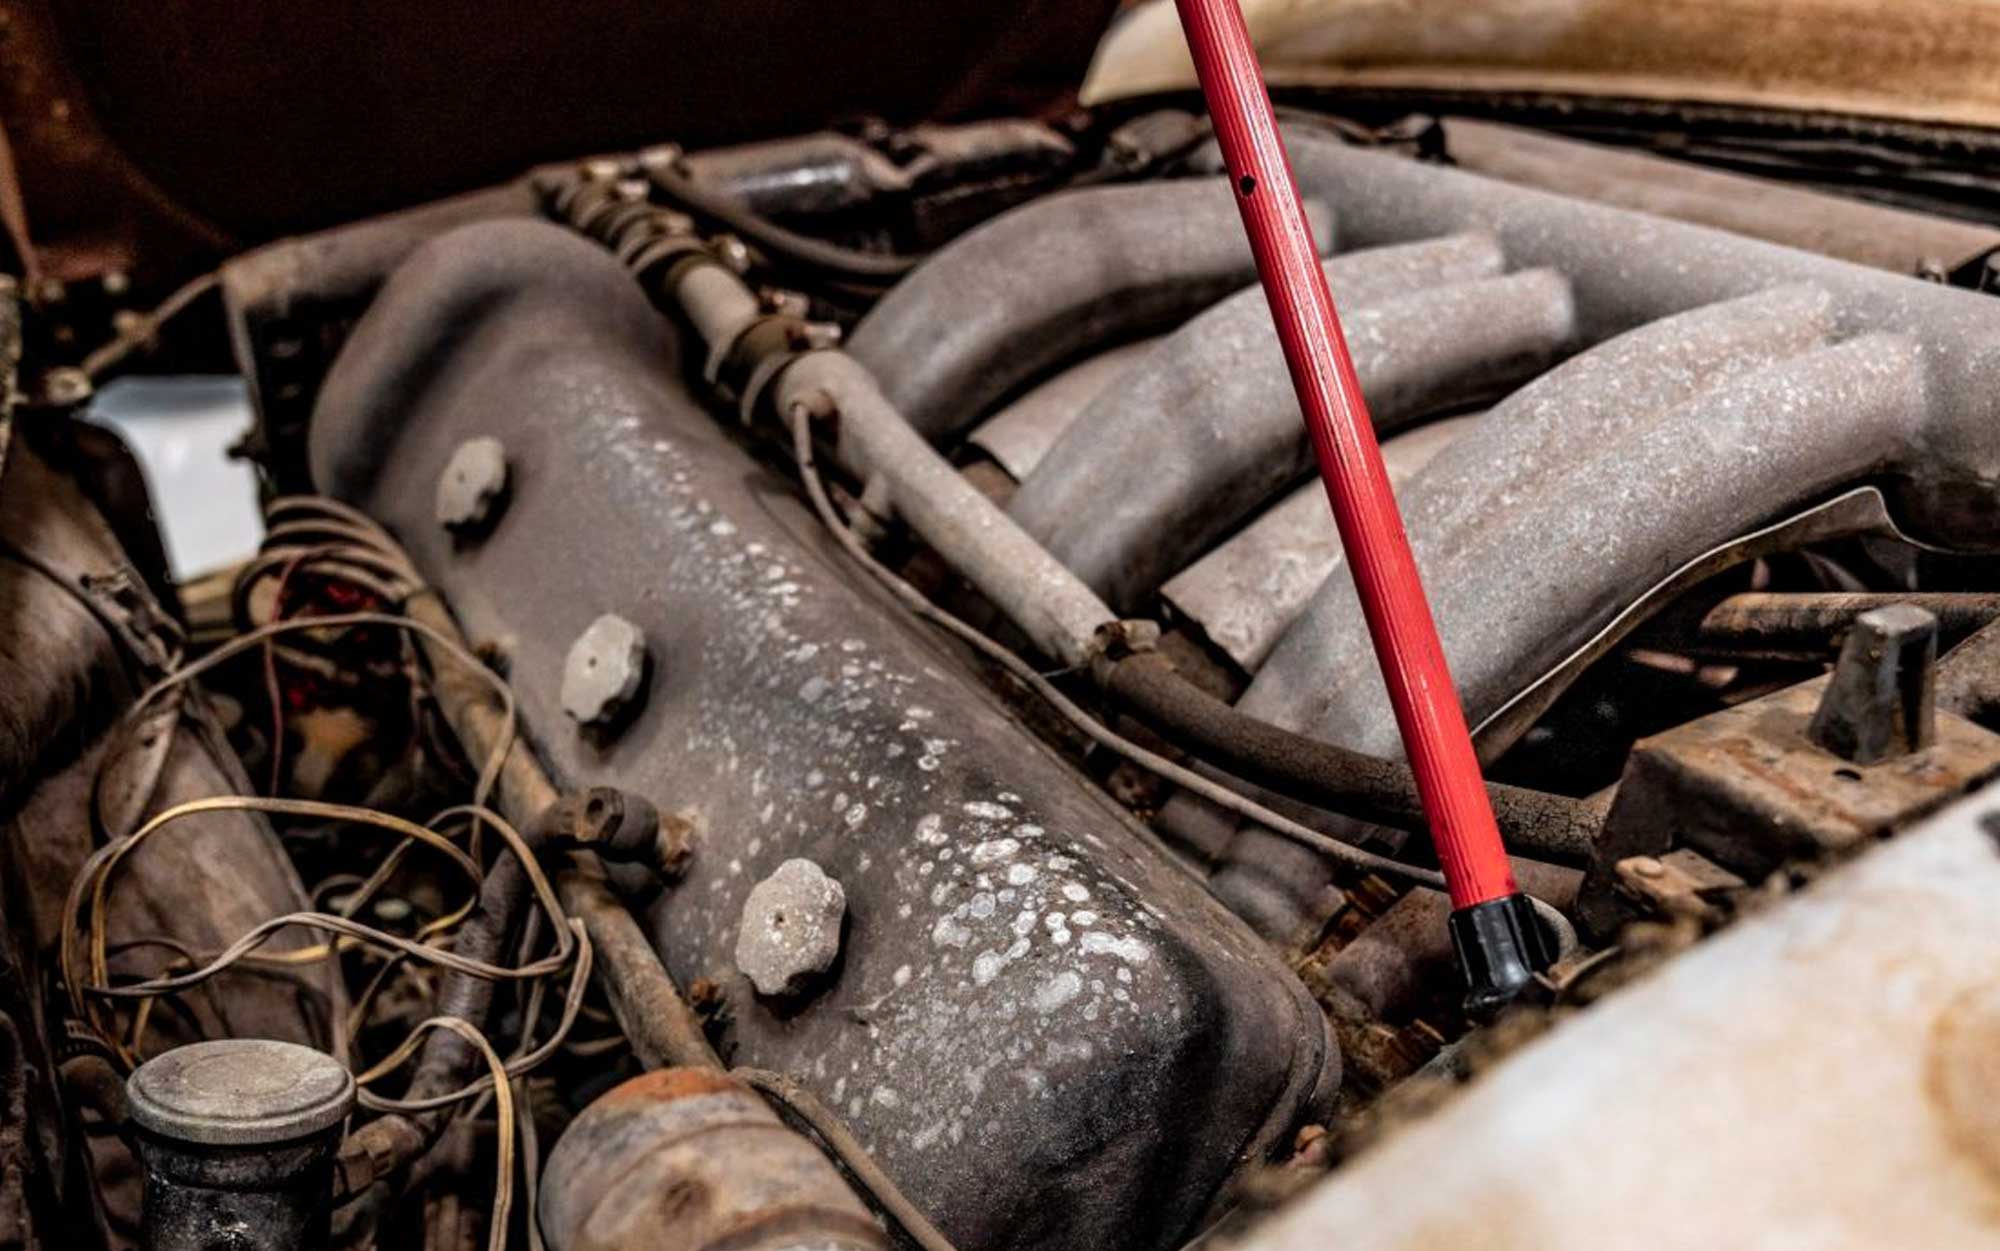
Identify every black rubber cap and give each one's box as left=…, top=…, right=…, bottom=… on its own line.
left=1450, top=892, right=1557, bottom=1019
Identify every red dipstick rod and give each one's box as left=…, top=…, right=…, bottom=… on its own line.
left=1173, top=0, right=1553, bottom=1012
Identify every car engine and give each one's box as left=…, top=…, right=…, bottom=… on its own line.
left=8, top=5, right=2000, bottom=1250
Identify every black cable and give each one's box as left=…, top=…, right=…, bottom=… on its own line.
left=646, top=162, right=918, bottom=286
left=1101, top=651, right=1605, bottom=866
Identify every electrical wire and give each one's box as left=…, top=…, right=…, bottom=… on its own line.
left=349, top=925, right=590, bottom=1112
left=735, top=1067, right=961, bottom=1251
left=786, top=406, right=1448, bottom=893
left=62, top=795, right=589, bottom=1076
left=52, top=497, right=603, bottom=1251
left=119, top=610, right=517, bottom=828
left=364, top=1016, right=517, bottom=1251
left=646, top=161, right=919, bottom=287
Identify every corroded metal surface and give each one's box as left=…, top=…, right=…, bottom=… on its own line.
left=969, top=338, right=1159, bottom=481
left=1161, top=414, right=1474, bottom=673
left=1642, top=591, right=2000, bottom=664
left=848, top=179, right=1330, bottom=444
left=434, top=436, right=510, bottom=533
left=1807, top=604, right=1939, bottom=765
left=1241, top=281, right=1852, bottom=761
left=541, top=1068, right=888, bottom=1251
left=1096, top=136, right=2000, bottom=947
left=128, top=1040, right=354, bottom=1147
left=561, top=613, right=650, bottom=728
left=735, top=858, right=848, bottom=998
left=1216, top=131, right=2000, bottom=780
left=1437, top=119, right=2000, bottom=273
left=1580, top=675, right=2000, bottom=937
left=129, top=1041, right=352, bottom=1251
left=1009, top=259, right=1570, bottom=611
left=309, top=219, right=1337, bottom=1251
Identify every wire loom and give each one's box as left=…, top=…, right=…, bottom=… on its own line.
left=59, top=496, right=593, bottom=1251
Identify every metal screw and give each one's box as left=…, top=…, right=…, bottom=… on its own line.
left=435, top=436, right=510, bottom=533
left=735, top=859, right=846, bottom=997
left=561, top=613, right=648, bottom=728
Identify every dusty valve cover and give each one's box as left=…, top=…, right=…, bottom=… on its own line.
left=305, top=220, right=1336, bottom=1251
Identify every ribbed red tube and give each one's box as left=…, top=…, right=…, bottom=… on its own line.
left=1172, top=0, right=1516, bottom=908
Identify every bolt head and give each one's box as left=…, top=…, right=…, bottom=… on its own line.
left=435, top=437, right=510, bottom=532
left=735, top=859, right=846, bottom=997
left=561, top=614, right=648, bottom=727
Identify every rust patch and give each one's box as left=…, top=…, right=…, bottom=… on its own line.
left=601, top=1066, right=741, bottom=1107
left=1710, top=733, right=1859, bottom=830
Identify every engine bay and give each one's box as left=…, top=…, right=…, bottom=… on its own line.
left=7, top=64, right=2000, bottom=1251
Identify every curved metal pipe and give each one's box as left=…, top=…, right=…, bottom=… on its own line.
left=847, top=178, right=1332, bottom=444
left=1008, top=264, right=1574, bottom=612
left=1103, top=651, right=1605, bottom=860
left=1255, top=330, right=1928, bottom=771
left=1162, top=413, right=1478, bottom=674
left=968, top=337, right=1161, bottom=480
left=1242, top=285, right=1848, bottom=759
left=774, top=348, right=1118, bottom=668
left=1266, top=131, right=2000, bottom=550
left=1187, top=329, right=1926, bottom=946
left=967, top=231, right=1505, bottom=483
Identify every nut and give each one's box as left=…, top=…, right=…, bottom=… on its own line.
left=735, top=859, right=846, bottom=997
left=710, top=234, right=752, bottom=274
left=655, top=813, right=697, bottom=879
left=39, top=367, right=92, bottom=408
left=561, top=614, right=648, bottom=727
left=435, top=437, right=510, bottom=532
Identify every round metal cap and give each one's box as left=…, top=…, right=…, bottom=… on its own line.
left=561, top=613, right=648, bottom=726
left=435, top=436, right=510, bottom=531
left=127, top=1039, right=355, bottom=1147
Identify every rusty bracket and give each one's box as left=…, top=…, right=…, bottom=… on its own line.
left=1578, top=659, right=2000, bottom=939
